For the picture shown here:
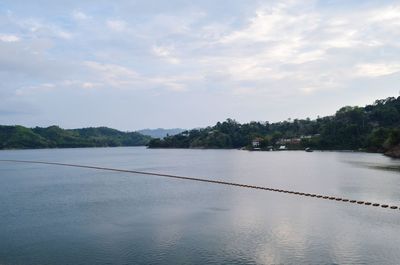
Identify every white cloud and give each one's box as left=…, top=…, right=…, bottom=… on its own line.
left=84, top=61, right=197, bottom=92
left=6, top=0, right=400, bottom=99
left=232, top=87, right=258, bottom=96
left=15, top=83, right=55, bottom=96
left=81, top=82, right=97, bottom=89
left=55, top=29, right=72, bottom=40
left=0, top=34, right=20, bottom=42
left=145, top=13, right=204, bottom=36
left=355, top=63, right=400, bottom=77
left=189, top=1, right=400, bottom=95
left=85, top=61, right=140, bottom=88
left=72, top=10, right=90, bottom=21
left=219, top=2, right=318, bottom=45
left=164, top=82, right=187, bottom=92
left=152, top=45, right=180, bottom=64
left=106, top=19, right=127, bottom=32
left=12, top=18, right=73, bottom=40
left=85, top=61, right=138, bottom=77
left=369, top=5, right=400, bottom=23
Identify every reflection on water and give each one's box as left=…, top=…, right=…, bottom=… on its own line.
left=0, top=147, right=400, bottom=265
left=345, top=160, right=400, bottom=172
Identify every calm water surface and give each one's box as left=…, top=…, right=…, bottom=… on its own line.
left=0, top=147, right=399, bottom=265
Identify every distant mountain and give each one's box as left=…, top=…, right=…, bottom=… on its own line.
left=0, top=125, right=151, bottom=149
left=137, top=128, right=185, bottom=139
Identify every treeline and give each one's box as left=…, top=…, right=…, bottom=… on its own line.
left=148, top=96, right=400, bottom=156
left=0, top=125, right=151, bottom=149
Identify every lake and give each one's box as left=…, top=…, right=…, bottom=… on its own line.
left=1, top=147, right=400, bottom=265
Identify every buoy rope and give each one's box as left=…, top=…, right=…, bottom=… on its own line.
left=1, top=159, right=399, bottom=211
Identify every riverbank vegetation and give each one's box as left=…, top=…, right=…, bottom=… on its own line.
left=148, top=96, right=400, bottom=157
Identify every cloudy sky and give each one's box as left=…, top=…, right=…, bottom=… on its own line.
left=1, top=0, right=399, bottom=130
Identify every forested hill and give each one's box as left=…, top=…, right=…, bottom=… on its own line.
left=148, top=96, right=400, bottom=157
left=0, top=126, right=151, bottom=149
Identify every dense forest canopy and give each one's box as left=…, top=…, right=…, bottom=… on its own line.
left=0, top=126, right=151, bottom=149
left=148, top=96, right=400, bottom=156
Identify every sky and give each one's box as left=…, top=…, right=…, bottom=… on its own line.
left=1, top=0, right=400, bottom=131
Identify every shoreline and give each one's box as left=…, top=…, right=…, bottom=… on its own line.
left=1, top=145, right=398, bottom=158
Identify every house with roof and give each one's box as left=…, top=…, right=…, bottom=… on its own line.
left=252, top=137, right=263, bottom=149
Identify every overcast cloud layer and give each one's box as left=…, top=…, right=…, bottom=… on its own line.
left=1, top=0, right=400, bottom=130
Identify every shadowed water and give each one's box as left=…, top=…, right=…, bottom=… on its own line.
left=0, top=147, right=399, bottom=265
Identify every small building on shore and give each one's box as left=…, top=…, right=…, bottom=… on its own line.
left=252, top=138, right=263, bottom=148
left=278, top=145, right=287, bottom=150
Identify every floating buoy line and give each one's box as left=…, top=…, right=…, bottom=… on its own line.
left=1, top=159, right=399, bottom=211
